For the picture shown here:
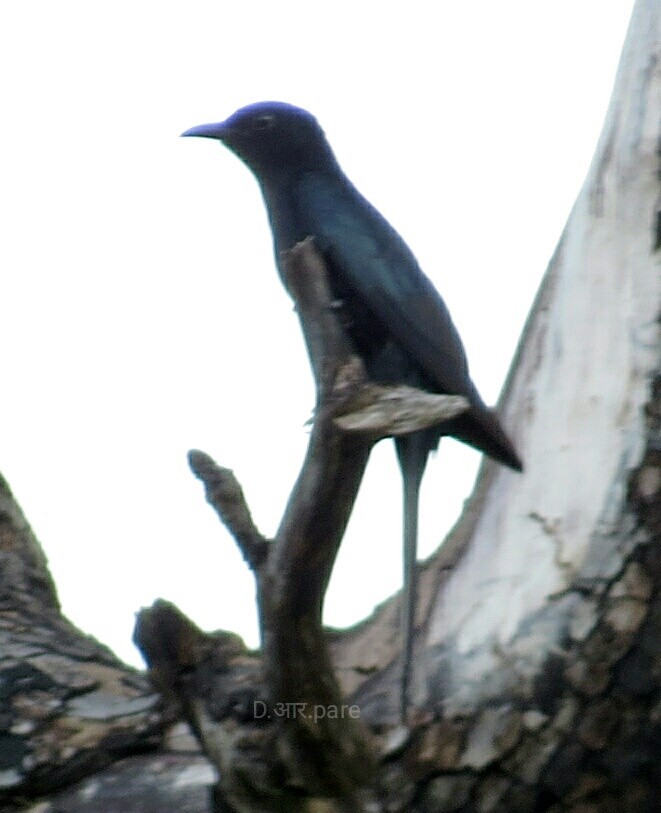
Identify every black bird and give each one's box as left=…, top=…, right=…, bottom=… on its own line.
left=182, top=102, right=522, bottom=718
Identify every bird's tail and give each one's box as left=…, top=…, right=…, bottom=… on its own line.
left=443, top=386, right=523, bottom=472
left=461, top=405, right=523, bottom=471
left=395, top=432, right=431, bottom=722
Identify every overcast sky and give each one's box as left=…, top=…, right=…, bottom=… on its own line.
left=0, top=1, right=635, bottom=666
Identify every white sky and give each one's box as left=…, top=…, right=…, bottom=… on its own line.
left=0, top=1, right=635, bottom=666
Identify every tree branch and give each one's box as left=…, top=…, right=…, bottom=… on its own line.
left=132, top=238, right=472, bottom=810
left=188, top=449, right=269, bottom=572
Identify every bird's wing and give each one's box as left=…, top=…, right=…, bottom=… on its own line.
left=297, top=173, right=473, bottom=398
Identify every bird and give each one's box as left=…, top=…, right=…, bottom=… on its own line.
left=182, top=102, right=522, bottom=720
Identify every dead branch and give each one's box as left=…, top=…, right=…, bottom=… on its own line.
left=133, top=238, right=470, bottom=811
left=188, top=450, right=269, bottom=572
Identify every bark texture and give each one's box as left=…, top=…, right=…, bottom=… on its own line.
left=0, top=472, right=167, bottom=809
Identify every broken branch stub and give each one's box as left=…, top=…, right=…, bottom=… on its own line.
left=187, top=449, right=268, bottom=572
left=334, top=386, right=468, bottom=436
left=280, top=236, right=362, bottom=398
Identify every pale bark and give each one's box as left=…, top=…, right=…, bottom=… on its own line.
left=422, top=0, right=659, bottom=708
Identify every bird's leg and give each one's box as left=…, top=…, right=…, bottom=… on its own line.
left=395, top=433, right=429, bottom=723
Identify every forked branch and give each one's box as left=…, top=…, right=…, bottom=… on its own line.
left=136, top=238, right=468, bottom=811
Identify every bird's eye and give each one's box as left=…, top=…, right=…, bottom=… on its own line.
left=254, top=115, right=275, bottom=131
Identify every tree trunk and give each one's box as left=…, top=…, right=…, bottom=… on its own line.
left=1, top=1, right=659, bottom=811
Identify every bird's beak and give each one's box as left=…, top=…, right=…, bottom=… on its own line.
left=180, top=122, right=228, bottom=140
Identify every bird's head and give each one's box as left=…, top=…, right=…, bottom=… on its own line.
left=181, top=101, right=336, bottom=178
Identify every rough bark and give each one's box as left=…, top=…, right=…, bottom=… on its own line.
left=0, top=472, right=167, bottom=810
left=0, top=0, right=659, bottom=810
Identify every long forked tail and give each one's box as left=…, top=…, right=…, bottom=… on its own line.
left=395, top=432, right=431, bottom=722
